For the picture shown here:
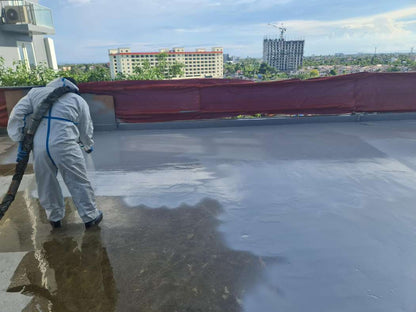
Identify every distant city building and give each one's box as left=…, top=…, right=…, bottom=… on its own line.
left=263, top=26, right=304, bottom=72
left=0, top=0, right=57, bottom=70
left=223, top=54, right=240, bottom=63
left=108, top=47, right=224, bottom=79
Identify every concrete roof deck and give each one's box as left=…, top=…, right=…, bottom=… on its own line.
left=1, top=119, right=416, bottom=311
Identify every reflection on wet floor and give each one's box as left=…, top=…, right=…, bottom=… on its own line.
left=1, top=192, right=275, bottom=312
left=8, top=232, right=117, bottom=312
left=1, top=192, right=117, bottom=312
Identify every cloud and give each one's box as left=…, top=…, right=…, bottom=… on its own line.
left=152, top=0, right=292, bottom=11
left=173, top=27, right=215, bottom=33
left=66, top=0, right=91, bottom=4
left=71, top=0, right=292, bottom=19
left=277, top=6, right=416, bottom=39
left=254, top=6, right=415, bottom=54
left=82, top=40, right=129, bottom=49
left=47, top=0, right=416, bottom=62
left=158, top=6, right=416, bottom=41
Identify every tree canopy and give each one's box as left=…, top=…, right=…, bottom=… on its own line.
left=0, top=57, right=112, bottom=86
left=0, top=53, right=184, bottom=87
left=129, top=53, right=184, bottom=80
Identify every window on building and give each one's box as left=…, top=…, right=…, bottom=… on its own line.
left=17, top=41, right=37, bottom=69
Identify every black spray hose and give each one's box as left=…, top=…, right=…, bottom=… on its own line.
left=0, top=86, right=75, bottom=220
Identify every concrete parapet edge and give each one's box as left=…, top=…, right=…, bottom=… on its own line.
left=116, top=112, right=416, bottom=131
left=1, top=112, right=416, bottom=134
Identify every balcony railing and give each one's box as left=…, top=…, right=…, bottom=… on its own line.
left=0, top=0, right=54, bottom=29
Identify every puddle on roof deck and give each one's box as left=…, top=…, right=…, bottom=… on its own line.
left=1, top=193, right=277, bottom=312
left=0, top=163, right=33, bottom=176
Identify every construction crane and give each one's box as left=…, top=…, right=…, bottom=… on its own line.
left=268, top=23, right=286, bottom=40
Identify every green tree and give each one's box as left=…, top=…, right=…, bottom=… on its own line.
left=386, top=66, right=400, bottom=72
left=60, top=64, right=112, bottom=83
left=258, top=62, right=280, bottom=80
left=85, top=66, right=111, bottom=82
left=0, top=57, right=58, bottom=86
left=131, top=59, right=160, bottom=80
left=0, top=57, right=114, bottom=86
left=223, top=58, right=290, bottom=81
left=224, top=62, right=237, bottom=77
left=115, top=71, right=128, bottom=81
left=258, top=62, right=269, bottom=75
left=130, top=53, right=184, bottom=80
left=309, top=69, right=319, bottom=78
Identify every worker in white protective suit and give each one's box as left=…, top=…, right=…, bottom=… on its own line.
left=7, top=77, right=103, bottom=229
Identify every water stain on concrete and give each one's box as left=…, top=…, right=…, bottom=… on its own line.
left=0, top=163, right=33, bottom=176
left=0, top=137, right=17, bottom=157
left=0, top=191, right=34, bottom=252
left=100, top=197, right=276, bottom=312
left=2, top=193, right=276, bottom=312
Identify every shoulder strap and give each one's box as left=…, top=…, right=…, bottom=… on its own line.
left=27, top=86, right=76, bottom=135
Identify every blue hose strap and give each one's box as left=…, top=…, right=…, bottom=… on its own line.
left=46, top=107, right=57, bottom=168
left=42, top=116, right=78, bottom=125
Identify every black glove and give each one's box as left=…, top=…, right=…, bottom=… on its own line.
left=85, top=146, right=94, bottom=154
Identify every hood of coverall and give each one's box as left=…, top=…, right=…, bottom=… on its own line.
left=46, top=77, right=79, bottom=92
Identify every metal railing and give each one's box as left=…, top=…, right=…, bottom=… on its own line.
left=0, top=0, right=53, bottom=29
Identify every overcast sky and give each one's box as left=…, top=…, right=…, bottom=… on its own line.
left=40, top=0, right=416, bottom=64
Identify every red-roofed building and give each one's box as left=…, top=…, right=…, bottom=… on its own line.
left=108, top=47, right=223, bottom=79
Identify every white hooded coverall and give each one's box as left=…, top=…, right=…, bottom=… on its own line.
left=7, top=78, right=100, bottom=223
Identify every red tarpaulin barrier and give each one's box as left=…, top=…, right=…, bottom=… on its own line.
left=79, top=72, right=416, bottom=123
left=79, top=79, right=251, bottom=122
left=2, top=72, right=416, bottom=125
left=354, top=73, right=416, bottom=112
left=0, top=90, right=8, bottom=127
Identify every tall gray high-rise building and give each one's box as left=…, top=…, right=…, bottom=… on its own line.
left=263, top=30, right=304, bottom=72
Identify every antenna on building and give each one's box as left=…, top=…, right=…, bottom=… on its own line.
left=411, top=47, right=414, bottom=55
left=371, top=46, right=377, bottom=65
left=268, top=23, right=287, bottom=40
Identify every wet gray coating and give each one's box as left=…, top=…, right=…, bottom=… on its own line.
left=1, top=119, right=416, bottom=311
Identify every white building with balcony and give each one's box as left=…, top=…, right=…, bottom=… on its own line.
left=0, top=0, right=57, bottom=70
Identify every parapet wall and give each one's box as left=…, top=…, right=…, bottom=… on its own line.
left=1, top=73, right=415, bottom=129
